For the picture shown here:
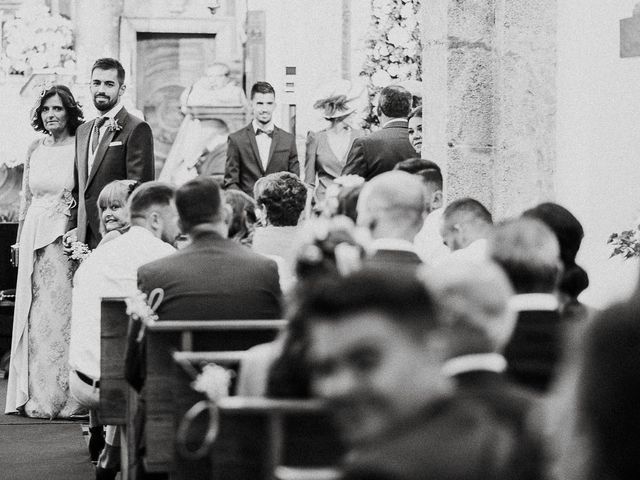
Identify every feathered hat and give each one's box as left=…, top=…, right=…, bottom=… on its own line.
left=313, top=94, right=356, bottom=120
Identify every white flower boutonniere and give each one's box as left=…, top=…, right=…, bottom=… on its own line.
left=106, top=118, right=122, bottom=133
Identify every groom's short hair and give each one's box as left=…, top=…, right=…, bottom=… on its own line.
left=129, top=182, right=175, bottom=220
left=92, top=58, right=125, bottom=84
left=175, top=177, right=223, bottom=232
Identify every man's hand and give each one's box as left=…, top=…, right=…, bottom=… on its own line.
left=63, top=228, right=77, bottom=255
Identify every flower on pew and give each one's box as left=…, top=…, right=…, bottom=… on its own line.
left=125, top=290, right=159, bottom=326
left=191, top=363, right=233, bottom=402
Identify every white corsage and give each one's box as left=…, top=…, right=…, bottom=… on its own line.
left=191, top=363, right=233, bottom=402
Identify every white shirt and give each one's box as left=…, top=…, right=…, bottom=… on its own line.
left=252, top=119, right=274, bottom=170
left=370, top=237, right=420, bottom=255
left=87, top=103, right=124, bottom=175
left=69, top=226, right=176, bottom=379
left=448, top=238, right=488, bottom=264
left=441, top=353, right=508, bottom=378
left=413, top=208, right=450, bottom=265
left=508, top=293, right=559, bottom=312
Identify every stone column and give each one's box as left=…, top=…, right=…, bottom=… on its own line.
left=73, top=0, right=124, bottom=82
left=422, top=0, right=557, bottom=218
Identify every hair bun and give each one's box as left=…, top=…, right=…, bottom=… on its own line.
left=560, top=263, right=589, bottom=298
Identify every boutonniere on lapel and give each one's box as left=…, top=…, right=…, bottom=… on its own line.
left=106, top=117, right=122, bottom=133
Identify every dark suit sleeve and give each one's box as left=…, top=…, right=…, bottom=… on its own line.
left=341, top=137, right=367, bottom=177
left=69, top=135, right=79, bottom=231
left=126, top=121, right=155, bottom=182
left=223, top=135, right=241, bottom=190
left=288, top=134, right=299, bottom=177
left=124, top=267, right=151, bottom=392
left=304, top=131, right=317, bottom=186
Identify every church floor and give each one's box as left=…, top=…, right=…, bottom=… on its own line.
left=0, top=378, right=96, bottom=480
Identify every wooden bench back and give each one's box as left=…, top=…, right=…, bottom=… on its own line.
left=144, top=320, right=286, bottom=474
left=100, top=297, right=129, bottom=425
left=171, top=352, right=344, bottom=480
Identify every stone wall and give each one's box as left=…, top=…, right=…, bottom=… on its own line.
left=422, top=0, right=556, bottom=219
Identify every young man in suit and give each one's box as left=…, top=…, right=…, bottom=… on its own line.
left=356, top=171, right=425, bottom=269
left=66, top=57, right=155, bottom=249
left=224, top=81, right=299, bottom=196
left=302, top=269, right=525, bottom=480
left=341, top=85, right=415, bottom=180
left=489, top=217, right=564, bottom=392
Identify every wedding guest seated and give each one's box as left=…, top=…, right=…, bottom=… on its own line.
left=237, top=216, right=364, bottom=397
left=69, top=182, right=179, bottom=478
left=440, top=197, right=493, bottom=262
left=319, top=174, right=365, bottom=222
left=523, top=202, right=592, bottom=322
left=96, top=179, right=139, bottom=246
left=488, top=217, right=564, bottom=392
left=423, top=258, right=545, bottom=479
left=136, top=176, right=282, bottom=322
left=224, top=189, right=257, bottom=247
left=548, top=297, right=640, bottom=480
left=252, top=171, right=308, bottom=287
left=302, top=269, right=524, bottom=480
left=356, top=170, right=425, bottom=268
left=394, top=160, right=450, bottom=265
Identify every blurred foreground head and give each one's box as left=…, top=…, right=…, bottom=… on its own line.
left=301, top=268, right=447, bottom=445
left=489, top=217, right=561, bottom=294
left=422, top=258, right=516, bottom=357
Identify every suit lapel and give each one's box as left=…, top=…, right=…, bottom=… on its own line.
left=86, top=107, right=129, bottom=189
left=265, top=127, right=281, bottom=173
left=77, top=122, right=91, bottom=184
left=245, top=124, right=264, bottom=174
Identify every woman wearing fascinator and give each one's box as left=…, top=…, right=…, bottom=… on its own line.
left=305, top=94, right=362, bottom=201
left=6, top=84, right=85, bottom=418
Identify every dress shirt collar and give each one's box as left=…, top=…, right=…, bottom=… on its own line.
left=509, top=293, right=559, bottom=312
left=99, top=102, right=124, bottom=121
left=253, top=119, right=275, bottom=135
left=371, top=237, right=418, bottom=254
left=380, top=118, right=408, bottom=129
left=441, top=353, right=507, bottom=378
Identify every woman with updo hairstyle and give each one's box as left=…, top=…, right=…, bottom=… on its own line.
left=523, top=202, right=591, bottom=321
left=6, top=85, right=85, bottom=418
left=252, top=172, right=308, bottom=286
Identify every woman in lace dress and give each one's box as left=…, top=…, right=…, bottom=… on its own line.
left=5, top=85, right=85, bottom=418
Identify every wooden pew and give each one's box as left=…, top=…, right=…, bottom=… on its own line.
left=171, top=351, right=344, bottom=480
left=144, top=319, right=286, bottom=475
left=100, top=297, right=138, bottom=480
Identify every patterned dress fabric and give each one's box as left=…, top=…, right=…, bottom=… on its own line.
left=5, top=140, right=82, bottom=419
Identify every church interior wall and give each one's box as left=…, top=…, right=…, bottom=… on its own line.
left=556, top=0, right=640, bottom=307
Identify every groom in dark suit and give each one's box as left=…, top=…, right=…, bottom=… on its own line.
left=67, top=58, right=154, bottom=249
left=223, top=81, right=299, bottom=197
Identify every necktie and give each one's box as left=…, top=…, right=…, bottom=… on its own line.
left=256, top=128, right=273, bottom=138
left=91, top=117, right=107, bottom=153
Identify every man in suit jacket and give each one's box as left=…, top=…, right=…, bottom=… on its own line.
left=341, top=85, right=415, bottom=180
left=67, top=58, right=154, bottom=249
left=301, top=269, right=525, bottom=480
left=425, top=258, right=544, bottom=480
left=489, top=218, right=565, bottom=392
left=356, top=171, right=425, bottom=268
left=224, top=81, right=299, bottom=197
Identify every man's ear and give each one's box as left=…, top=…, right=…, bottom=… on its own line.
left=119, top=83, right=127, bottom=97
left=222, top=204, right=233, bottom=228
left=431, top=191, right=444, bottom=211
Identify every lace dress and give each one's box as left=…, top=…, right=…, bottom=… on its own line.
left=5, top=139, right=82, bottom=419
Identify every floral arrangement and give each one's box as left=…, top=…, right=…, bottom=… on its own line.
left=66, top=241, right=91, bottom=263
left=125, top=290, right=161, bottom=327
left=191, top=363, right=233, bottom=402
left=608, top=227, right=640, bottom=259
left=360, top=0, right=422, bottom=128
left=2, top=2, right=75, bottom=75
left=106, top=118, right=122, bottom=133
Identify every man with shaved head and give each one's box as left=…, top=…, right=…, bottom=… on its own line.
left=440, top=197, right=493, bottom=262
left=356, top=170, right=426, bottom=268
